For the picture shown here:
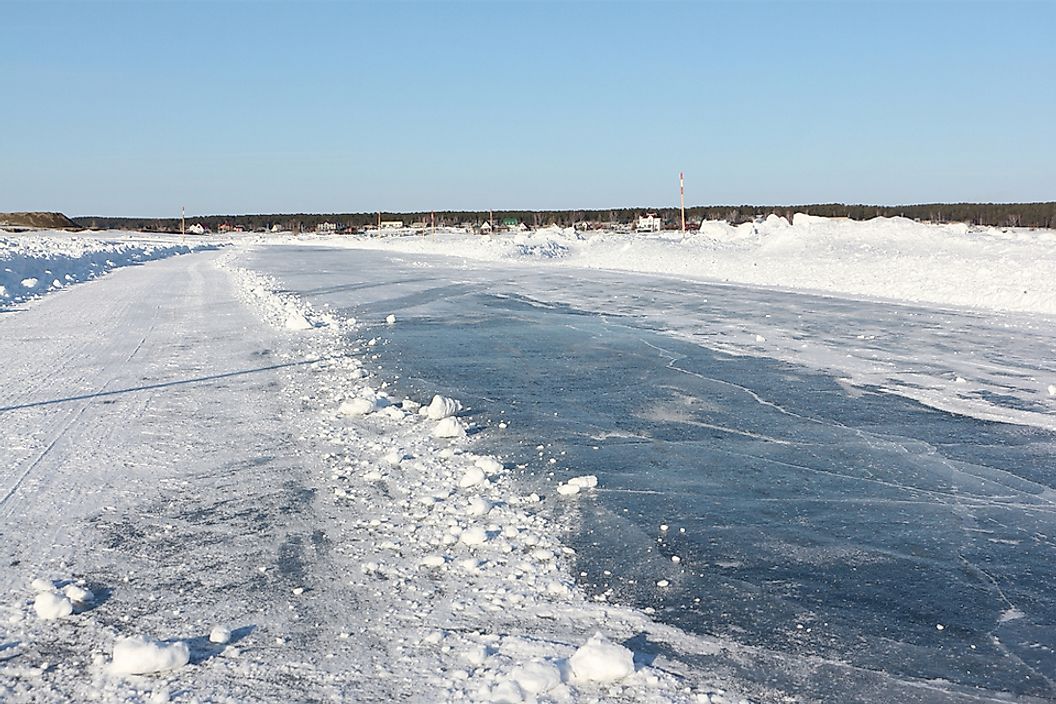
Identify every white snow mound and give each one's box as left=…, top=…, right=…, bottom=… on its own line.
left=569, top=632, right=635, bottom=683
left=111, top=636, right=191, bottom=675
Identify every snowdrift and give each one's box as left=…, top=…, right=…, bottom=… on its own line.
left=0, top=230, right=206, bottom=306
left=304, top=215, right=1056, bottom=316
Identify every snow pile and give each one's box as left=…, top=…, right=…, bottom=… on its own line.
left=27, top=577, right=95, bottom=619
left=111, top=636, right=190, bottom=675
left=295, top=215, right=1056, bottom=315
left=568, top=632, right=636, bottom=682
left=422, top=394, right=463, bottom=420
left=0, top=230, right=207, bottom=307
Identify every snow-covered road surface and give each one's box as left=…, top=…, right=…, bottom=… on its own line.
left=0, top=251, right=410, bottom=701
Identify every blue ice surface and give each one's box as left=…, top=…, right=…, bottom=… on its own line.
left=250, top=246, right=1056, bottom=702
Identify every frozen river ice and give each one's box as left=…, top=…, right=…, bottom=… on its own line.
left=249, top=245, right=1056, bottom=702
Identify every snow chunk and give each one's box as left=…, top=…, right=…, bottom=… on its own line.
left=386, top=314, right=397, bottom=324
left=556, top=474, right=598, bottom=496
left=209, top=626, right=232, bottom=644
left=511, top=660, right=563, bottom=694
left=459, top=467, right=486, bottom=488
left=61, top=583, right=94, bottom=607
left=432, top=416, right=467, bottom=438
left=569, top=632, right=635, bottom=683
left=111, top=636, right=190, bottom=675
left=425, top=394, right=463, bottom=420
left=30, top=577, right=55, bottom=592
left=20, top=277, right=39, bottom=289
left=460, top=526, right=490, bottom=546
left=338, top=398, right=376, bottom=416
left=33, top=591, right=73, bottom=620
left=284, top=312, right=313, bottom=330
left=466, top=496, right=493, bottom=516
left=474, top=456, right=504, bottom=474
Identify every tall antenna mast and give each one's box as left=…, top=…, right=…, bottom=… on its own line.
left=679, top=172, right=686, bottom=235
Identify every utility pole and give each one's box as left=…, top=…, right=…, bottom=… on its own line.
left=679, top=172, right=686, bottom=235
left=181, top=205, right=185, bottom=238
left=431, top=210, right=436, bottom=236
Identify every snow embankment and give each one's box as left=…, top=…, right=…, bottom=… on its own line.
left=309, top=216, right=1056, bottom=316
left=0, top=230, right=206, bottom=307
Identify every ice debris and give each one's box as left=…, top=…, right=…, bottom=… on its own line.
left=111, top=636, right=190, bottom=675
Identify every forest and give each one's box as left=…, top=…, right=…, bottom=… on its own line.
left=76, top=202, right=1056, bottom=233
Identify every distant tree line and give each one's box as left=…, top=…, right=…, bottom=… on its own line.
left=76, top=201, right=1056, bottom=233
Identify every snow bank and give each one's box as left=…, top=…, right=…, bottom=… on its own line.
left=286, top=216, right=1056, bottom=315
left=0, top=230, right=208, bottom=307
left=111, top=636, right=190, bottom=675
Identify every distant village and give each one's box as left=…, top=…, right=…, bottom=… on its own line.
left=189, top=213, right=669, bottom=236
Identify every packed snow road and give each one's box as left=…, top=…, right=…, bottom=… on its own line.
left=245, top=244, right=1056, bottom=703
left=0, top=251, right=414, bottom=701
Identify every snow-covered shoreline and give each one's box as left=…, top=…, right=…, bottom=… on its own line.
left=265, top=215, right=1056, bottom=317
left=218, top=249, right=754, bottom=703
left=0, top=229, right=210, bottom=307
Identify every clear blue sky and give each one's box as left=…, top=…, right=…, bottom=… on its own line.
left=1, top=0, right=1053, bottom=217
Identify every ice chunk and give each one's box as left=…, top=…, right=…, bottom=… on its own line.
left=111, top=636, right=190, bottom=675
left=386, top=314, right=397, bottom=324
left=425, top=394, right=463, bottom=420
left=569, top=632, right=635, bottom=682
left=33, top=591, right=73, bottom=620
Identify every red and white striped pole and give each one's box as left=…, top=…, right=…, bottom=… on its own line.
left=679, top=171, right=686, bottom=235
